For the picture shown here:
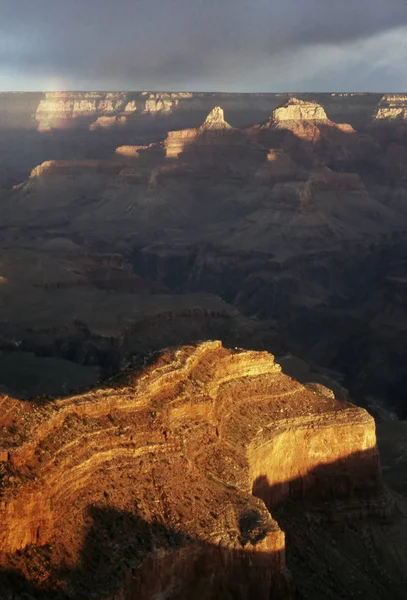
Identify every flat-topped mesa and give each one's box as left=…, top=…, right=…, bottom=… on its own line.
left=258, top=98, right=338, bottom=152
left=263, top=97, right=359, bottom=137
left=272, top=98, right=329, bottom=123
left=0, top=341, right=384, bottom=599
left=35, top=91, right=138, bottom=131
left=372, top=94, right=407, bottom=121
left=142, top=92, right=194, bottom=114
left=256, top=98, right=379, bottom=171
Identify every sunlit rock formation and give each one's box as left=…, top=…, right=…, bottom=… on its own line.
left=29, top=159, right=124, bottom=179
left=373, top=95, right=407, bottom=121
left=272, top=98, right=329, bottom=122
left=201, top=106, right=232, bottom=130
left=115, top=145, right=148, bottom=158
left=0, top=341, right=384, bottom=598
left=89, top=115, right=129, bottom=130
left=254, top=97, right=379, bottom=171
left=164, top=106, right=233, bottom=158
left=1, top=91, right=407, bottom=447
left=163, top=107, right=266, bottom=174
left=1, top=91, right=403, bottom=136
left=262, top=97, right=357, bottom=139
left=35, top=92, right=138, bottom=131
left=142, top=92, right=194, bottom=114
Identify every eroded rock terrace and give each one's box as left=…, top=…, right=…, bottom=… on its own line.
left=0, top=341, right=384, bottom=599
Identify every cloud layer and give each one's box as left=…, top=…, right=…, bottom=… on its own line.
left=1, top=0, right=407, bottom=91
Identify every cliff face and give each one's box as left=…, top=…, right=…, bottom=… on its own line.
left=0, top=91, right=401, bottom=133
left=373, top=95, right=407, bottom=121
left=254, top=97, right=379, bottom=172
left=0, top=341, right=384, bottom=599
left=272, top=98, right=329, bottom=122
left=35, top=92, right=138, bottom=131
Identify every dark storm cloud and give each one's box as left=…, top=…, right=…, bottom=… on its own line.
left=1, top=0, right=407, bottom=90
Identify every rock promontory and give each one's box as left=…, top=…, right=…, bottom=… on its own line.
left=0, top=341, right=384, bottom=599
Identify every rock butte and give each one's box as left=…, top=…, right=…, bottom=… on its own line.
left=0, top=341, right=385, bottom=599
left=373, top=94, right=407, bottom=120
left=164, top=106, right=235, bottom=159
left=35, top=91, right=137, bottom=132
left=2, top=91, right=406, bottom=135
left=260, top=97, right=360, bottom=147
left=271, top=98, right=329, bottom=122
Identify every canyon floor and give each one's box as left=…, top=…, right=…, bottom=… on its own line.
left=0, top=91, right=407, bottom=597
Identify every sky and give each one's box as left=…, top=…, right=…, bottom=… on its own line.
left=1, top=0, right=407, bottom=92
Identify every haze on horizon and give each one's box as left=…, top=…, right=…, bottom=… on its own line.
left=1, top=0, right=407, bottom=92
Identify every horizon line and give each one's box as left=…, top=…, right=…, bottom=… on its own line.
left=0, top=90, right=399, bottom=95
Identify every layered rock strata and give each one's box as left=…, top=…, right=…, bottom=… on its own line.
left=3, top=91, right=406, bottom=135
left=35, top=92, right=138, bottom=132
left=0, top=342, right=383, bottom=598
left=373, top=95, right=407, bottom=121
left=254, top=98, right=378, bottom=170
left=164, top=106, right=233, bottom=159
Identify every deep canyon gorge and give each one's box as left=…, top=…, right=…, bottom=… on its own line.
left=0, top=91, right=407, bottom=598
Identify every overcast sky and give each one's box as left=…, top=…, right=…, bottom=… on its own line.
left=1, top=0, right=407, bottom=91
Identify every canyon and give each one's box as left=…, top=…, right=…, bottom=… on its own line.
left=0, top=93, right=406, bottom=414
left=0, top=91, right=407, bottom=597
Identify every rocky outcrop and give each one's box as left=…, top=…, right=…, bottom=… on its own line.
left=272, top=98, right=329, bottom=122
left=0, top=91, right=402, bottom=136
left=256, top=98, right=379, bottom=171
left=164, top=106, right=233, bottom=158
left=35, top=92, right=138, bottom=131
left=373, top=95, right=407, bottom=121
left=0, top=341, right=384, bottom=598
left=89, top=115, right=129, bottom=130
left=115, top=143, right=165, bottom=168
left=115, top=145, right=149, bottom=158
left=29, top=159, right=124, bottom=178
left=142, top=92, right=194, bottom=114
left=0, top=91, right=384, bottom=131
left=201, top=106, right=232, bottom=130
left=163, top=106, right=266, bottom=171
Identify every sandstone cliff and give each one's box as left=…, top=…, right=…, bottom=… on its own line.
left=0, top=91, right=403, bottom=136
left=35, top=92, right=138, bottom=132
left=0, top=341, right=385, bottom=599
left=253, top=97, right=380, bottom=171
left=272, top=98, right=329, bottom=122
left=373, top=95, right=407, bottom=121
